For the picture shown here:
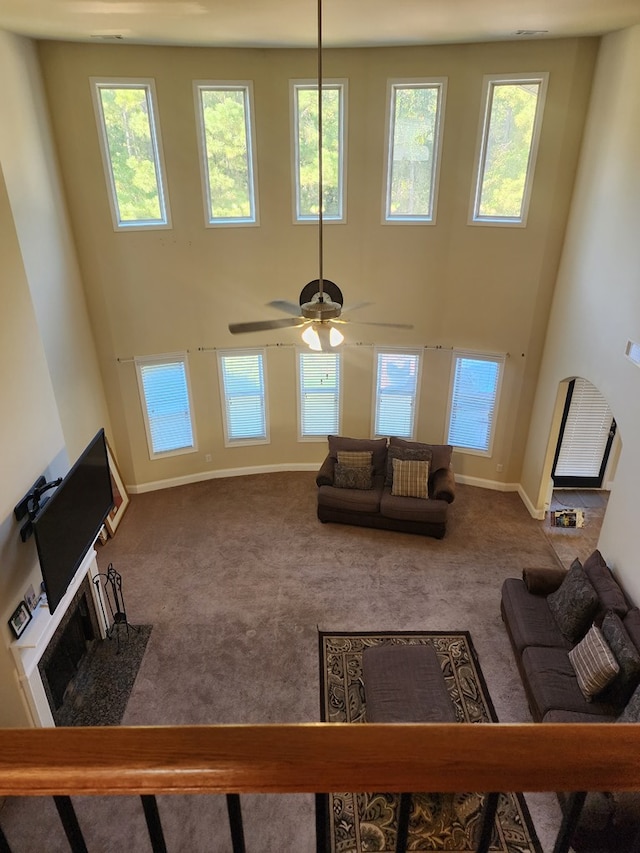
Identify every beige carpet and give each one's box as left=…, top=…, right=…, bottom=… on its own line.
left=0, top=475, right=568, bottom=852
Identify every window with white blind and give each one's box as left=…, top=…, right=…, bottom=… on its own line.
left=217, top=349, right=269, bottom=446
left=194, top=82, right=259, bottom=226
left=91, top=78, right=171, bottom=230
left=135, top=353, right=197, bottom=459
left=553, top=378, right=614, bottom=483
left=297, top=351, right=341, bottom=440
left=447, top=352, right=504, bottom=455
left=372, top=348, right=422, bottom=439
left=384, top=79, right=447, bottom=222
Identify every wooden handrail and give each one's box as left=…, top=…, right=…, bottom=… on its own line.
left=0, top=723, right=639, bottom=796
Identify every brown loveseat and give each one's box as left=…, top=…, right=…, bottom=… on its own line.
left=501, top=550, right=640, bottom=851
left=315, top=435, right=455, bottom=539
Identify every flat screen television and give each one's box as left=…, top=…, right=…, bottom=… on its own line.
left=33, top=429, right=114, bottom=614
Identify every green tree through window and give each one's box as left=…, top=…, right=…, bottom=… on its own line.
left=474, top=76, right=546, bottom=223
left=295, top=84, right=342, bottom=219
left=198, top=86, right=256, bottom=223
left=96, top=83, right=167, bottom=226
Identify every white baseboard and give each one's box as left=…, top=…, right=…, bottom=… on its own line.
left=129, top=464, right=547, bottom=519
left=454, top=474, right=519, bottom=493
left=127, top=463, right=320, bottom=494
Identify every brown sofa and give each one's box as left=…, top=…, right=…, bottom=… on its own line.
left=315, top=435, right=455, bottom=539
left=501, top=550, right=640, bottom=851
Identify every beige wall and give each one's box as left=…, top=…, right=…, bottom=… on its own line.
left=0, top=31, right=112, bottom=725
left=521, top=26, right=640, bottom=599
left=0, top=163, right=67, bottom=725
left=37, top=37, right=597, bottom=489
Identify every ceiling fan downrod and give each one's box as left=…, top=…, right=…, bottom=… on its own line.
left=317, top=0, right=324, bottom=301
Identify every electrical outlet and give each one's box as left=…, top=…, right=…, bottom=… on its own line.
left=205, top=453, right=212, bottom=463
left=496, top=463, right=504, bottom=473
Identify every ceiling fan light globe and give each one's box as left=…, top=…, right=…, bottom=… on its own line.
left=302, top=325, right=322, bottom=351
left=329, top=326, right=344, bottom=347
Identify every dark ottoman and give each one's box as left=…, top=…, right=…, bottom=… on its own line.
left=363, top=643, right=456, bottom=722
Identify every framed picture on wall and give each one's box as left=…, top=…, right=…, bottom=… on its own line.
left=9, top=601, right=32, bottom=639
left=105, top=442, right=130, bottom=537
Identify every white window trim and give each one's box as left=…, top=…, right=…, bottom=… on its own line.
left=382, top=77, right=447, bottom=225
left=216, top=348, right=270, bottom=447
left=446, top=349, right=505, bottom=457
left=134, top=351, right=197, bottom=460
left=468, top=72, right=548, bottom=228
left=296, top=349, right=342, bottom=442
left=290, top=79, right=348, bottom=225
left=371, top=347, right=423, bottom=440
left=90, top=77, right=172, bottom=232
left=193, top=80, right=260, bottom=228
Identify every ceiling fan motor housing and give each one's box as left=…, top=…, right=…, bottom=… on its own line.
left=299, top=279, right=343, bottom=320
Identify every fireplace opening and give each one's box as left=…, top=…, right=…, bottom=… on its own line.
left=38, top=576, right=102, bottom=724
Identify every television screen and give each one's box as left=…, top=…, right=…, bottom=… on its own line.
left=33, top=429, right=114, bottom=614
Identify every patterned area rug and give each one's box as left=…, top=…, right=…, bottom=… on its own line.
left=318, top=631, right=541, bottom=853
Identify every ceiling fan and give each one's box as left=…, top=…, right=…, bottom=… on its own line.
left=228, top=0, right=414, bottom=351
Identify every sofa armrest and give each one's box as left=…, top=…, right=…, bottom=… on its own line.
left=316, top=454, right=336, bottom=487
left=522, top=566, right=567, bottom=596
left=430, top=466, right=455, bottom=504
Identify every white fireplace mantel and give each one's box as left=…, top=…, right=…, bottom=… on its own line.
left=10, top=547, right=108, bottom=727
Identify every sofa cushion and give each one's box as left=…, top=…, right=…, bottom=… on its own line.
left=333, top=463, right=374, bottom=490
left=522, top=646, right=618, bottom=718
left=389, top=436, right=452, bottom=474
left=542, top=709, right=617, bottom=723
left=618, top=683, right=640, bottom=722
left=380, top=490, right=448, bottom=524
left=391, top=458, right=429, bottom=498
left=328, top=435, right=388, bottom=476
left=385, top=444, right=432, bottom=487
left=599, top=611, right=640, bottom=706
left=568, top=624, right=620, bottom=700
left=317, top=479, right=383, bottom=513
left=547, top=561, right=599, bottom=643
left=337, top=450, right=373, bottom=468
left=522, top=566, right=567, bottom=596
left=582, top=550, right=629, bottom=618
left=501, top=578, right=571, bottom=654
left=623, top=608, right=640, bottom=651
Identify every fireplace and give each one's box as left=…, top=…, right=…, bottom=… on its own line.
left=10, top=547, right=108, bottom=727
left=38, top=576, right=101, bottom=724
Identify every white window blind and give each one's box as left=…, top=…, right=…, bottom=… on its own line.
left=447, top=353, right=503, bottom=454
left=298, top=352, right=340, bottom=439
left=554, top=379, right=613, bottom=478
left=218, top=350, right=268, bottom=445
left=135, top=354, right=196, bottom=458
left=373, top=349, right=421, bottom=438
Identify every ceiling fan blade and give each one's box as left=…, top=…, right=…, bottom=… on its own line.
left=229, top=317, right=306, bottom=334
left=341, top=301, right=374, bottom=314
left=335, top=319, right=414, bottom=330
left=267, top=300, right=303, bottom=316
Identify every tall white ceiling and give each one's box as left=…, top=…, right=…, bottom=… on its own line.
left=1, top=0, right=639, bottom=47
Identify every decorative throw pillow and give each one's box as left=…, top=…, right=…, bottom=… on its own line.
left=389, top=436, right=452, bottom=474
left=328, top=435, right=387, bottom=475
left=390, top=458, right=429, bottom=499
left=568, top=624, right=620, bottom=701
left=337, top=450, right=373, bottom=468
left=618, top=683, right=640, bottom=722
left=547, top=562, right=599, bottom=643
left=384, top=445, right=432, bottom=487
left=582, top=550, right=629, bottom=618
left=599, top=611, right=640, bottom=706
left=333, top=463, right=374, bottom=490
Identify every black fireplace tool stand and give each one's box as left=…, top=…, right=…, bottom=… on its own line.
left=93, top=562, right=138, bottom=653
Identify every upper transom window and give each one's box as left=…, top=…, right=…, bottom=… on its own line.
left=194, top=82, right=259, bottom=226
left=91, top=78, right=171, bottom=230
left=291, top=80, right=347, bottom=223
left=384, top=79, right=447, bottom=223
left=470, top=73, right=548, bottom=227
